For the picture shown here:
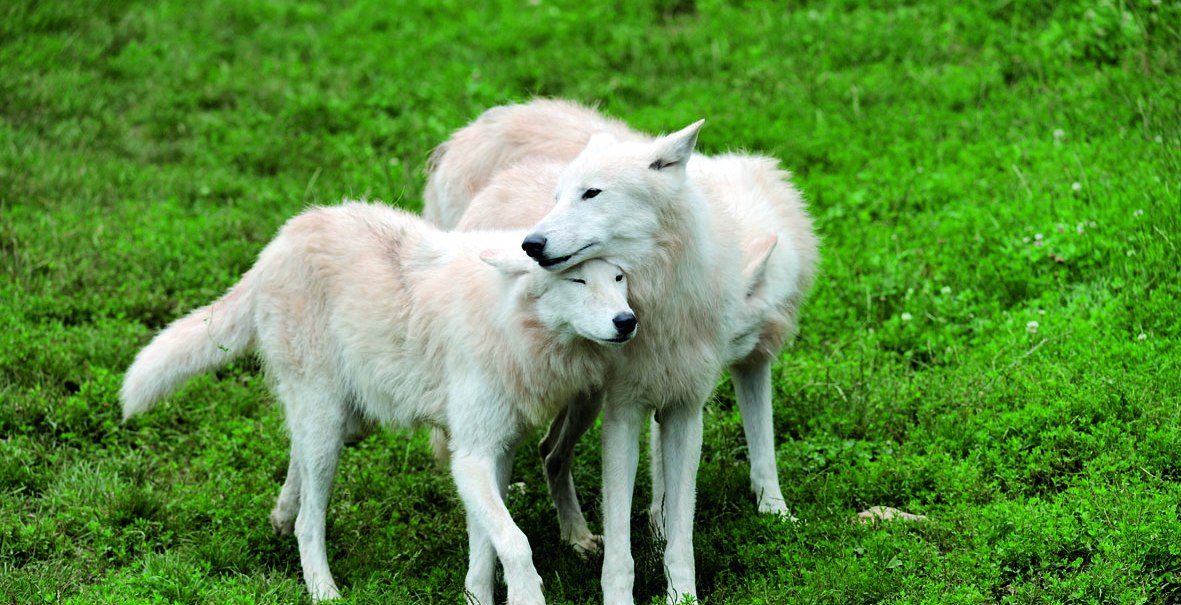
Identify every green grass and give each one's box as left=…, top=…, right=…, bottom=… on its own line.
left=2, top=0, right=1179, bottom=603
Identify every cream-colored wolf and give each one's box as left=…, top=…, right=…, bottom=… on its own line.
left=120, top=200, right=637, bottom=605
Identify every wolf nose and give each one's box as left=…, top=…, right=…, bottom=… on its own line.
left=521, top=234, right=547, bottom=259
left=613, top=312, right=637, bottom=336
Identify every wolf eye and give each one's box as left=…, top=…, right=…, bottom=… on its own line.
left=566, top=278, right=586, bottom=285
left=581, top=188, right=601, bottom=200
left=615, top=274, right=623, bottom=282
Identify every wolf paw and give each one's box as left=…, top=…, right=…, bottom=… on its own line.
left=756, top=492, right=799, bottom=518
left=569, top=532, right=603, bottom=558
left=756, top=498, right=799, bottom=522
left=308, top=581, right=342, bottom=602
left=269, top=508, right=296, bottom=536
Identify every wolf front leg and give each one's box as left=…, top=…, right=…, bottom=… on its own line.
left=538, top=391, right=605, bottom=556
left=464, top=510, right=496, bottom=605
left=450, top=447, right=543, bottom=605
left=461, top=444, right=515, bottom=605
left=656, top=402, right=703, bottom=604
left=731, top=356, right=792, bottom=516
left=600, top=400, right=646, bottom=605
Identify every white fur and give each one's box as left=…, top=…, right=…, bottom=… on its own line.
left=120, top=200, right=636, bottom=605
left=423, top=99, right=819, bottom=604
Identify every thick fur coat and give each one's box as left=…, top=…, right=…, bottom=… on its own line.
left=424, top=99, right=819, bottom=604
left=121, top=200, right=636, bottom=605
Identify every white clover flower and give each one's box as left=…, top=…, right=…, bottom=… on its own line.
left=1138, top=333, right=1148, bottom=341
left=900, top=312, right=913, bottom=322
left=1072, top=182, right=1082, bottom=192
left=1053, top=129, right=1066, bottom=142
left=1026, top=320, right=1039, bottom=335
left=941, top=286, right=952, bottom=295
left=1133, top=209, right=1144, bottom=217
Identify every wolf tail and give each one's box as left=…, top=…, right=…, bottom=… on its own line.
left=120, top=270, right=258, bottom=421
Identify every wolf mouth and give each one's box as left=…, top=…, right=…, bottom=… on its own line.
left=539, top=243, right=596, bottom=268
left=538, top=254, right=571, bottom=268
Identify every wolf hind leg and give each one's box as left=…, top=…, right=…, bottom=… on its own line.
left=647, top=411, right=666, bottom=539
left=281, top=381, right=349, bottom=602
left=539, top=391, right=604, bottom=556
left=270, top=453, right=300, bottom=536
left=271, top=408, right=368, bottom=538
left=732, top=356, right=794, bottom=518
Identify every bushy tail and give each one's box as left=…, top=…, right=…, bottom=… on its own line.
left=120, top=270, right=258, bottom=420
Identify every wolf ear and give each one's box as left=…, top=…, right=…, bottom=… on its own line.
left=585, top=131, right=618, bottom=152
left=743, top=235, right=778, bottom=298
left=480, top=249, right=533, bottom=277
left=649, top=119, right=704, bottom=171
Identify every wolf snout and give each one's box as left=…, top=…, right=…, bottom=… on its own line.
left=521, top=233, right=547, bottom=259
left=613, top=312, right=637, bottom=338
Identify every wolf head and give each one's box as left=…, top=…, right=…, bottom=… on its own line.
left=481, top=252, right=637, bottom=346
left=520, top=120, right=705, bottom=272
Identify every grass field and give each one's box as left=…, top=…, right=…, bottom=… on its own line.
left=2, top=0, right=1180, bottom=603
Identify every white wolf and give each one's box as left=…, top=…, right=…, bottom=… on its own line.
left=432, top=118, right=734, bottom=604
left=424, top=100, right=819, bottom=604
left=119, top=200, right=637, bottom=605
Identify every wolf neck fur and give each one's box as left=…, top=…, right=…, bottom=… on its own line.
left=619, top=180, right=729, bottom=409
left=484, top=280, right=610, bottom=426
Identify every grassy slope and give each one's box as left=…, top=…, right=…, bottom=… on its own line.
left=2, top=0, right=1179, bottom=603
